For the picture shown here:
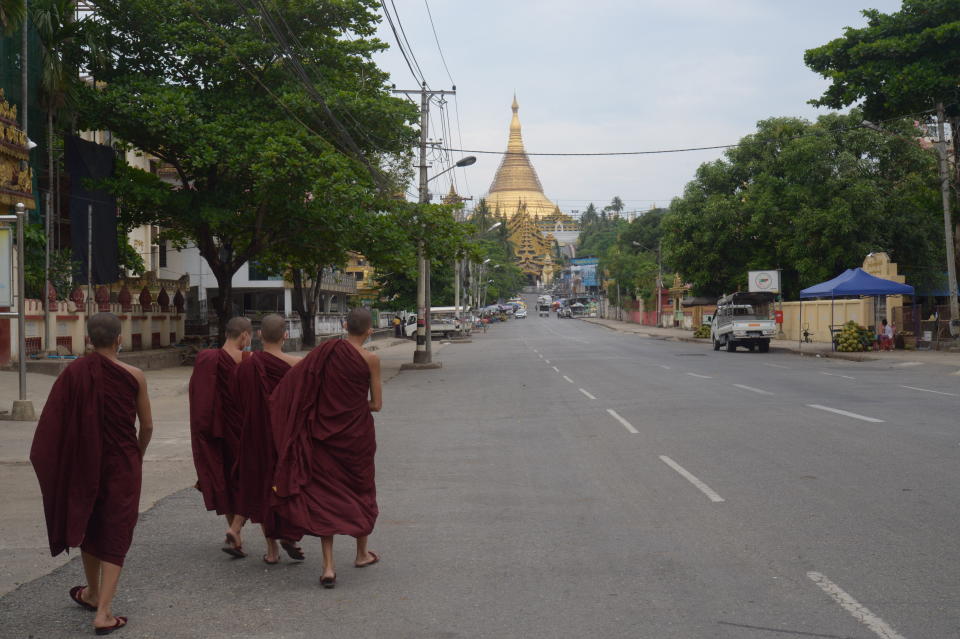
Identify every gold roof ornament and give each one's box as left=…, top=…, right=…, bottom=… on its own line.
left=0, top=88, right=35, bottom=209
left=485, top=95, right=557, bottom=218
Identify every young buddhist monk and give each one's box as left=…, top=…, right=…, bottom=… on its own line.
left=189, top=316, right=251, bottom=557
left=270, top=307, right=383, bottom=588
left=234, top=314, right=304, bottom=564
left=31, top=312, right=153, bottom=635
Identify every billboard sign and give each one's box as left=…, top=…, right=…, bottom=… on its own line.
left=0, top=227, right=11, bottom=307
left=748, top=270, right=780, bottom=294
left=570, top=257, right=600, bottom=288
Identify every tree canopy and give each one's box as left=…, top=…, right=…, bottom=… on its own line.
left=662, top=112, right=943, bottom=299
left=77, top=0, right=418, bottom=337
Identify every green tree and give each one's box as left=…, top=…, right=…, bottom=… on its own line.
left=805, top=0, right=960, bottom=268
left=0, top=0, right=25, bottom=34
left=78, top=0, right=417, bottom=341
left=604, top=195, right=625, bottom=218
left=663, top=112, right=942, bottom=298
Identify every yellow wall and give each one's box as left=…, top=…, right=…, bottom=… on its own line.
left=781, top=298, right=875, bottom=343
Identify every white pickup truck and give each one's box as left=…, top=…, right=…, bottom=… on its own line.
left=711, top=292, right=777, bottom=353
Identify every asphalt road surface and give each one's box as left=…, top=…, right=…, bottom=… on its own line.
left=2, top=307, right=959, bottom=638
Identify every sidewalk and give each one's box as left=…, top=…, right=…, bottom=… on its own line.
left=0, top=338, right=416, bottom=596
left=582, top=317, right=960, bottom=369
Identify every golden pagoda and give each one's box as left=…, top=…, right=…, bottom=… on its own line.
left=485, top=96, right=557, bottom=218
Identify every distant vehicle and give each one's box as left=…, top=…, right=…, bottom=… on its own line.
left=558, top=306, right=572, bottom=319
left=515, top=308, right=527, bottom=319
left=711, top=292, right=776, bottom=352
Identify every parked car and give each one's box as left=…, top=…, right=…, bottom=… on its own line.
left=515, top=308, right=527, bottom=319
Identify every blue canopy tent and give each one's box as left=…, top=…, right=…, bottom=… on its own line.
left=798, top=268, right=915, bottom=348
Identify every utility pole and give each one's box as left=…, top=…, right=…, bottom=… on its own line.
left=393, top=83, right=455, bottom=367
left=936, top=102, right=959, bottom=337
left=656, top=240, right=662, bottom=327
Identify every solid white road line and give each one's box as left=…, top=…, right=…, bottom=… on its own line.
left=822, top=372, right=856, bottom=380
left=806, top=572, right=906, bottom=639
left=579, top=388, right=596, bottom=400
left=658, top=455, right=725, bottom=503
left=552, top=366, right=560, bottom=373
left=733, top=383, right=773, bottom=396
left=606, top=409, right=638, bottom=434
left=900, top=385, right=959, bottom=397
left=764, top=363, right=789, bottom=369
left=686, top=372, right=712, bottom=379
left=807, top=404, right=884, bottom=423
left=563, top=375, right=574, bottom=384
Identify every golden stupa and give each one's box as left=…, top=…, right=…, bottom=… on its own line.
left=485, top=96, right=557, bottom=218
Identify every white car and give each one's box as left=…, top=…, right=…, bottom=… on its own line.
left=515, top=308, right=527, bottom=319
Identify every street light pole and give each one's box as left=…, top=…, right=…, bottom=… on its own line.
left=393, top=83, right=457, bottom=367
left=935, top=102, right=959, bottom=336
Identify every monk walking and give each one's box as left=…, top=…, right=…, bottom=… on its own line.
left=234, top=313, right=304, bottom=564
left=271, top=308, right=383, bottom=588
left=31, top=313, right=153, bottom=635
left=189, top=316, right=251, bottom=557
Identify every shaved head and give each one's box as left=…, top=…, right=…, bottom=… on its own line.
left=88, top=312, right=122, bottom=348
left=225, top=316, right=252, bottom=339
left=260, top=314, right=286, bottom=344
left=345, top=307, right=372, bottom=336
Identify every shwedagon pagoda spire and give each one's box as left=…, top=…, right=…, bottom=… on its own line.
left=485, top=95, right=558, bottom=218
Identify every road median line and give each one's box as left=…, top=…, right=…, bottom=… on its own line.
left=579, top=388, right=596, bottom=400
left=806, top=572, right=905, bottom=639
left=606, top=409, right=638, bottom=433
left=807, top=404, right=884, bottom=423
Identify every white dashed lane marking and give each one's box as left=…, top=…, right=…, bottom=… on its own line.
left=606, top=409, right=638, bottom=434
left=659, top=455, right=724, bottom=503
left=807, top=404, right=884, bottom=423
left=900, top=385, right=959, bottom=397
left=806, top=572, right=905, bottom=639
left=733, top=384, right=774, bottom=396
left=579, top=388, right=596, bottom=400
left=562, top=375, right=574, bottom=384
left=686, top=373, right=712, bottom=379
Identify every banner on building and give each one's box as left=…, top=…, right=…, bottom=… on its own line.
left=0, top=226, right=10, bottom=307
left=66, top=136, right=117, bottom=285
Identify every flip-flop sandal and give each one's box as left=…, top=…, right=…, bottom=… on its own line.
left=94, top=616, right=127, bottom=636
left=280, top=540, right=305, bottom=561
left=319, top=573, right=336, bottom=589
left=262, top=554, right=279, bottom=565
left=222, top=532, right=246, bottom=558
left=355, top=550, right=380, bottom=568
left=69, top=585, right=97, bottom=611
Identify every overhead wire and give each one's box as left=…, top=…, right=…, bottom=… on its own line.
left=388, top=0, right=426, bottom=84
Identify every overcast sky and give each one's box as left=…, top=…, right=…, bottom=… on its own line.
left=373, top=0, right=904, bottom=215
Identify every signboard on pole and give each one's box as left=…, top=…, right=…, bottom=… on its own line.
left=0, top=226, right=11, bottom=307
left=748, top=270, right=781, bottom=293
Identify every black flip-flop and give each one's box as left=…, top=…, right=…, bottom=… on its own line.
left=222, top=532, right=246, bottom=558
left=320, top=573, right=336, bottom=589
left=355, top=550, right=380, bottom=568
left=280, top=540, right=305, bottom=561
left=69, top=585, right=97, bottom=611
left=94, top=616, right=127, bottom=636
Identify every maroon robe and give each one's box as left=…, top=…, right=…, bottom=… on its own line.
left=234, top=351, right=291, bottom=526
left=30, top=352, right=142, bottom=566
left=189, top=348, right=242, bottom=515
left=270, top=339, right=377, bottom=539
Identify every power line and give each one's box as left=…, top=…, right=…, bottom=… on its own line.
left=389, top=0, right=426, bottom=82
left=423, top=0, right=453, bottom=86
left=440, top=144, right=737, bottom=157
left=380, top=0, right=424, bottom=85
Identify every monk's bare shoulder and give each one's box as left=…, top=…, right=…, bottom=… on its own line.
left=115, top=360, right=147, bottom=388
left=360, top=349, right=380, bottom=368
left=280, top=353, right=303, bottom=367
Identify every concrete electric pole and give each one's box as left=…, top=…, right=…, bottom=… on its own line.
left=393, top=83, right=456, bottom=368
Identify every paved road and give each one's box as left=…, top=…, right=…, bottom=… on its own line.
left=2, top=310, right=958, bottom=637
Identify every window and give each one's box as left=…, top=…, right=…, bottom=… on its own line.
left=248, top=261, right=283, bottom=281
left=354, top=271, right=364, bottom=281
left=159, top=240, right=167, bottom=268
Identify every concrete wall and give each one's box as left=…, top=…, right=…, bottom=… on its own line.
left=781, top=298, right=874, bottom=343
